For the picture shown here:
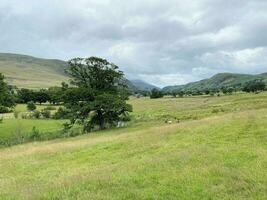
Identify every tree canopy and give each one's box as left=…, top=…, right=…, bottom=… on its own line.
left=63, top=57, right=132, bottom=132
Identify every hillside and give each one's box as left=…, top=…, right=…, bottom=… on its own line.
left=163, top=72, right=267, bottom=92
left=130, top=79, right=159, bottom=91
left=0, top=53, right=157, bottom=91
left=0, top=53, right=68, bottom=89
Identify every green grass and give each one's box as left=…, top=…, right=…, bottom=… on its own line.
left=0, top=92, right=267, bottom=199
left=0, top=119, right=66, bottom=139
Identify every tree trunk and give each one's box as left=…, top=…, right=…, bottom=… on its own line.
left=98, top=112, right=105, bottom=130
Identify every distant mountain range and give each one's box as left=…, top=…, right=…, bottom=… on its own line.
left=163, top=72, right=267, bottom=92
left=0, top=53, right=158, bottom=91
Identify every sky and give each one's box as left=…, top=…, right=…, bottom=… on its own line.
left=0, top=0, right=267, bottom=87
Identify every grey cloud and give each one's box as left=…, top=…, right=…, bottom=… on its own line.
left=0, top=0, right=267, bottom=87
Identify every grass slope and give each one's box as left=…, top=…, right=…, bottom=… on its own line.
left=0, top=93, right=267, bottom=199
left=0, top=53, right=68, bottom=89
left=0, top=109, right=266, bottom=199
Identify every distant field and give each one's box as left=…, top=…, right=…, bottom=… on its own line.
left=0, top=92, right=267, bottom=199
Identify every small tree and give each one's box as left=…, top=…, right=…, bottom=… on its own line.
left=150, top=88, right=164, bottom=99
left=27, top=101, right=36, bottom=111
left=178, top=90, right=185, bottom=98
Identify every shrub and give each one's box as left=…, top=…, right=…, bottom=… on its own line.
left=0, top=106, right=9, bottom=113
left=41, top=109, right=51, bottom=119
left=33, top=110, right=41, bottom=119
left=54, top=107, right=70, bottom=119
left=27, top=101, right=36, bottom=111
left=30, top=127, right=41, bottom=140
left=14, top=111, right=20, bottom=119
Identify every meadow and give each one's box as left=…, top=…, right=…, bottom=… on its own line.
left=0, top=92, right=267, bottom=199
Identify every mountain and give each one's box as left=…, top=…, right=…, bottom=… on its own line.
left=130, top=80, right=159, bottom=91
left=0, top=53, right=155, bottom=91
left=163, top=72, right=267, bottom=92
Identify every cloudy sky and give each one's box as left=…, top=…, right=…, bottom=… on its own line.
left=0, top=0, right=267, bottom=87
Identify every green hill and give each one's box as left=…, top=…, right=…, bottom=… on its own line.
left=0, top=53, right=157, bottom=91
left=0, top=53, right=68, bottom=89
left=163, top=72, right=267, bottom=92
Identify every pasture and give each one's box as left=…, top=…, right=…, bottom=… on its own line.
left=0, top=93, right=267, bottom=199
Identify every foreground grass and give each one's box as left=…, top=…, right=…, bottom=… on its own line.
left=0, top=109, right=267, bottom=199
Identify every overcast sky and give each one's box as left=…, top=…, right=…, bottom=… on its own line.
left=0, top=0, right=267, bottom=87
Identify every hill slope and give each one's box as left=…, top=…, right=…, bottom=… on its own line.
left=0, top=53, right=68, bottom=89
left=0, top=53, right=157, bottom=91
left=163, top=72, right=267, bottom=92
left=130, top=79, right=159, bottom=91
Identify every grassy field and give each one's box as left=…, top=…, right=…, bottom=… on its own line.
left=0, top=104, right=64, bottom=146
left=0, top=93, right=267, bottom=199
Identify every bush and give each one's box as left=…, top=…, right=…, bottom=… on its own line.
left=53, top=107, right=70, bottom=119
left=30, top=127, right=41, bottom=140
left=27, top=101, right=36, bottom=111
left=0, top=106, right=9, bottom=113
left=33, top=110, right=41, bottom=119
left=41, top=109, right=51, bottom=119
left=14, top=111, right=20, bottom=119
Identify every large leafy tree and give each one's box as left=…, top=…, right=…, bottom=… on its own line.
left=0, top=73, right=15, bottom=113
left=64, top=57, right=132, bottom=132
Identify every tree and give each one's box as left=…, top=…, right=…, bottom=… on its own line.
left=34, top=89, right=50, bottom=105
left=48, top=86, right=63, bottom=104
left=243, top=79, right=266, bottom=93
left=150, top=88, right=164, bottom=99
left=0, top=73, right=15, bottom=113
left=177, top=90, right=185, bottom=98
left=222, top=87, right=234, bottom=95
left=63, top=57, right=132, bottom=132
left=16, top=88, right=35, bottom=103
left=27, top=101, right=36, bottom=111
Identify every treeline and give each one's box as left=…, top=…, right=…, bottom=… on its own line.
left=149, top=79, right=266, bottom=99
left=14, top=85, right=67, bottom=105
